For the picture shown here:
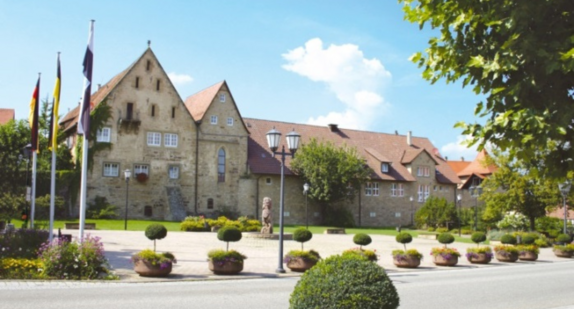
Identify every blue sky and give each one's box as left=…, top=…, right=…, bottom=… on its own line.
left=1, top=0, right=483, bottom=161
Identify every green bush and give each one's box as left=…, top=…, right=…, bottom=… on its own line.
left=471, top=232, right=486, bottom=246
left=284, top=249, right=321, bottom=263
left=521, top=234, right=536, bottom=245
left=131, top=249, right=176, bottom=268
left=461, top=229, right=473, bottom=235
left=353, top=233, right=372, bottom=249
left=427, top=227, right=435, bottom=232
left=437, top=233, right=455, bottom=247
left=217, top=226, right=242, bottom=251
left=324, top=206, right=355, bottom=228
left=556, top=233, right=572, bottom=244
left=0, top=229, right=49, bottom=259
left=342, top=248, right=378, bottom=262
left=487, top=230, right=505, bottom=241
left=145, top=224, right=168, bottom=252
left=395, top=232, right=413, bottom=251
left=548, top=230, right=560, bottom=239
left=436, top=227, right=449, bottom=233
left=207, top=249, right=246, bottom=263
left=0, top=258, right=44, bottom=279
left=293, top=228, right=313, bottom=250
left=87, top=196, right=117, bottom=219
left=289, top=254, right=400, bottom=309
left=500, top=234, right=517, bottom=245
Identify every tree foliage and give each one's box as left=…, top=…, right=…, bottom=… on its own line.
left=479, top=150, right=562, bottom=230
left=290, top=138, right=371, bottom=222
left=400, top=0, right=574, bottom=178
left=414, top=196, right=457, bottom=228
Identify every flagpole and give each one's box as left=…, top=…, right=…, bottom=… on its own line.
left=78, top=20, right=94, bottom=241
left=31, top=151, right=37, bottom=229
left=49, top=52, right=61, bottom=242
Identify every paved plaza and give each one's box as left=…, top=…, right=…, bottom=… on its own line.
left=40, top=229, right=570, bottom=282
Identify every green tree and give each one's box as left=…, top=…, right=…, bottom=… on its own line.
left=400, top=0, right=574, bottom=178
left=479, top=150, right=562, bottom=230
left=290, top=138, right=371, bottom=225
left=415, top=196, right=457, bottom=229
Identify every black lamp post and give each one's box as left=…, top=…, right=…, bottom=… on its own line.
left=303, top=182, right=309, bottom=229
left=124, top=169, right=131, bottom=231
left=558, top=181, right=571, bottom=235
left=469, top=186, right=482, bottom=231
left=457, top=194, right=462, bottom=236
left=266, top=127, right=301, bottom=273
left=409, top=196, right=414, bottom=226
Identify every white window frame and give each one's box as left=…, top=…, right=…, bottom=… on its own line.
left=417, top=167, right=423, bottom=176
left=424, top=185, right=430, bottom=201
left=365, top=183, right=373, bottom=196
left=372, top=183, right=379, bottom=196
left=210, top=115, right=218, bottom=124
left=164, top=133, right=178, bottom=147
left=391, top=183, right=397, bottom=197
left=134, top=164, right=149, bottom=176
left=227, top=117, right=234, bottom=126
left=398, top=183, right=404, bottom=197
left=219, top=93, right=226, bottom=102
left=96, top=127, right=111, bottom=142
left=103, top=163, right=119, bottom=177
left=424, top=167, right=430, bottom=177
left=147, top=132, right=161, bottom=146
left=381, top=163, right=389, bottom=173
left=265, top=178, right=272, bottom=185
left=418, top=185, right=424, bottom=202
left=168, top=165, right=180, bottom=179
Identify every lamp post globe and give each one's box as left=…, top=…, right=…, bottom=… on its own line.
left=266, top=127, right=301, bottom=273
left=457, top=194, right=462, bottom=236
left=409, top=196, right=414, bottom=226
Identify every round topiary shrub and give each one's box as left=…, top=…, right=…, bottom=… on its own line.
left=395, top=232, right=412, bottom=251
left=556, top=233, right=572, bottom=244
left=471, top=232, right=486, bottom=246
left=353, top=233, right=372, bottom=249
left=145, top=224, right=167, bottom=252
left=500, top=234, right=517, bottom=245
left=521, top=234, right=536, bottom=245
left=289, top=254, right=400, bottom=309
left=217, top=226, right=242, bottom=251
left=293, top=228, right=313, bottom=250
left=437, top=233, right=455, bottom=247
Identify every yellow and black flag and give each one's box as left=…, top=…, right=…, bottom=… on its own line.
left=48, top=54, right=61, bottom=150
left=29, top=75, right=40, bottom=152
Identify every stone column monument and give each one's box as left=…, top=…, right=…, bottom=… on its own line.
left=261, top=197, right=273, bottom=234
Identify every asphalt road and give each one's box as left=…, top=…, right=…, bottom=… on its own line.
left=2, top=261, right=574, bottom=309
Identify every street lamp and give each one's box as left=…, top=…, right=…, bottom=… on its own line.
left=303, top=182, right=310, bottom=229
left=409, top=196, right=414, bottom=226
left=469, top=186, right=482, bottom=231
left=266, top=127, right=301, bottom=273
left=124, top=169, right=131, bottom=231
left=457, top=194, right=462, bottom=236
left=558, top=181, right=571, bottom=235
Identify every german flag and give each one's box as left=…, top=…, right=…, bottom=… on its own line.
left=29, top=75, right=40, bottom=152
left=48, top=54, right=61, bottom=150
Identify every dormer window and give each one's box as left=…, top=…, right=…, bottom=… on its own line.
left=219, top=93, right=226, bottom=102
left=381, top=163, right=389, bottom=173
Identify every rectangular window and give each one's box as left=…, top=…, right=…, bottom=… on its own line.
left=265, top=178, right=272, bottom=185
left=103, top=163, right=119, bottom=177
left=146, top=60, right=151, bottom=71
left=381, top=163, right=389, bottom=173
left=418, top=185, right=424, bottom=202
left=151, top=105, right=155, bottom=117
left=96, top=127, right=111, bottom=142
left=171, top=107, right=175, bottom=119
left=424, top=167, right=430, bottom=177
left=147, top=132, right=161, bottom=146
left=417, top=167, right=423, bottom=176
left=164, top=133, right=178, bottom=147
left=207, top=198, right=214, bottom=209
left=395, top=212, right=402, bottom=218
left=168, top=165, right=179, bottom=179
left=127, top=103, right=134, bottom=120
left=135, top=77, right=139, bottom=89
left=227, top=117, right=234, bottom=126
left=391, top=183, right=397, bottom=197
left=398, top=183, right=404, bottom=197
left=134, top=164, right=149, bottom=175
left=369, top=212, right=376, bottom=217
left=425, top=185, right=430, bottom=201
left=365, top=183, right=372, bottom=196
left=219, top=93, right=226, bottom=102
left=210, top=115, right=218, bottom=124
left=372, top=183, right=379, bottom=196
left=156, top=79, right=161, bottom=91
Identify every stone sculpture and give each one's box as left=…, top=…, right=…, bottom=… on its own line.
left=261, top=197, right=273, bottom=234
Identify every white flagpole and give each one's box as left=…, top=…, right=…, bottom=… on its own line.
left=30, top=151, right=38, bottom=228
left=49, top=146, right=56, bottom=241
left=78, top=136, right=88, bottom=240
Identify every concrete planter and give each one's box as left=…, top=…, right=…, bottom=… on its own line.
left=518, top=251, right=538, bottom=261
left=208, top=260, right=243, bottom=275
left=133, top=260, right=172, bottom=277
left=495, top=251, right=518, bottom=262
left=433, top=255, right=458, bottom=266
left=553, top=249, right=573, bottom=258
left=393, top=255, right=421, bottom=268
left=286, top=257, right=317, bottom=272
left=467, top=253, right=492, bottom=264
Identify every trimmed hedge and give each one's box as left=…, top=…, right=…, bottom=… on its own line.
left=353, top=233, right=372, bottom=247
left=501, top=234, right=517, bottom=245
left=471, top=232, right=486, bottom=244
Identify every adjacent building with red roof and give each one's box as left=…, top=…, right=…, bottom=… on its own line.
left=0, top=108, right=15, bottom=125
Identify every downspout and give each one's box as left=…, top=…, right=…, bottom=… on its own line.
left=194, top=120, right=202, bottom=215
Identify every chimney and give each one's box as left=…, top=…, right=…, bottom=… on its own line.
left=461, top=156, right=464, bottom=161
left=445, top=156, right=448, bottom=161
left=407, top=131, right=412, bottom=146
left=97, top=84, right=101, bottom=90
left=328, top=124, right=338, bottom=132
left=395, top=130, right=398, bottom=135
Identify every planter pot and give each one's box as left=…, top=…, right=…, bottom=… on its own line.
left=467, top=253, right=492, bottom=264
left=133, top=260, right=172, bottom=277
left=433, top=255, right=458, bottom=266
left=518, top=251, right=538, bottom=261
left=286, top=257, right=317, bottom=272
left=393, top=255, right=421, bottom=268
left=209, top=260, right=243, bottom=275
left=553, top=249, right=573, bottom=258
left=495, top=251, right=518, bottom=262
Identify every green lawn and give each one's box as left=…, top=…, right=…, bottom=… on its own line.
left=12, top=219, right=478, bottom=244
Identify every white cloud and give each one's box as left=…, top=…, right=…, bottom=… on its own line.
left=168, top=72, right=194, bottom=85
left=282, top=38, right=391, bottom=129
left=440, top=135, right=479, bottom=161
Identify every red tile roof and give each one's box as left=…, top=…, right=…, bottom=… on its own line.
left=244, top=118, right=459, bottom=184
left=184, top=81, right=225, bottom=122
left=547, top=207, right=574, bottom=220
left=446, top=160, right=471, bottom=175
left=0, top=108, right=15, bottom=124
left=458, top=149, right=497, bottom=177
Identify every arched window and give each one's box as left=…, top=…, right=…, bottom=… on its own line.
left=218, top=148, right=225, bottom=182
left=207, top=198, right=214, bottom=209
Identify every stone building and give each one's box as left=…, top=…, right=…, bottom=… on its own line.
left=60, top=46, right=460, bottom=227
left=447, top=150, right=498, bottom=209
